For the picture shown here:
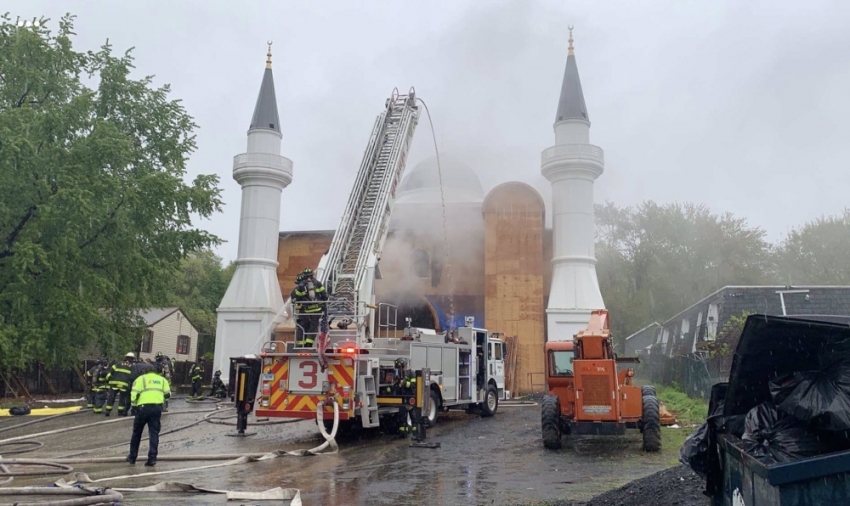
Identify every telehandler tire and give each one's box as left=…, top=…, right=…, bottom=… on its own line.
left=641, top=394, right=662, bottom=452
left=641, top=385, right=656, bottom=397
left=541, top=394, right=562, bottom=450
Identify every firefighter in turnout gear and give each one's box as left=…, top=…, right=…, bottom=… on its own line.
left=397, top=369, right=420, bottom=438
left=92, top=357, right=110, bottom=414
left=291, top=267, right=328, bottom=347
left=190, top=358, right=205, bottom=399
left=84, top=358, right=106, bottom=409
left=104, top=353, right=134, bottom=416
left=209, top=370, right=227, bottom=398
left=127, top=364, right=170, bottom=467
left=154, top=352, right=172, bottom=411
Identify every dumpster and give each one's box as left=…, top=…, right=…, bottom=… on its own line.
left=692, top=314, right=850, bottom=505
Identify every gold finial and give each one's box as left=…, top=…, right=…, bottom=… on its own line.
left=568, top=25, right=574, bottom=56
left=266, top=40, right=273, bottom=69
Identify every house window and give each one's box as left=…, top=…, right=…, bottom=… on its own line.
left=176, top=335, right=190, bottom=355
left=413, top=249, right=430, bottom=279
left=141, top=330, right=153, bottom=353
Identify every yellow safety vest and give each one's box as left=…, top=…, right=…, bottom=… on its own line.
left=131, top=373, right=171, bottom=407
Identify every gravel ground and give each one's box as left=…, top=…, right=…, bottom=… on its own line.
left=534, top=465, right=709, bottom=506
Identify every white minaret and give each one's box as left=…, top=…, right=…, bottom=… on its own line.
left=214, top=44, right=293, bottom=381
left=542, top=27, right=605, bottom=341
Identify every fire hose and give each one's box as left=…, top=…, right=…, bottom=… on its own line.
left=0, top=400, right=341, bottom=505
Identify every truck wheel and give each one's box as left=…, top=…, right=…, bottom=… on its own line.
left=641, top=394, right=662, bottom=452
left=641, top=385, right=656, bottom=397
left=480, top=385, right=498, bottom=417
left=541, top=395, right=562, bottom=450
left=426, top=389, right=440, bottom=427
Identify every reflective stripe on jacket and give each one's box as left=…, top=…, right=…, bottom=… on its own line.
left=131, top=372, right=171, bottom=406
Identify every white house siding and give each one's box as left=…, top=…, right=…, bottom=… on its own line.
left=139, top=310, right=199, bottom=363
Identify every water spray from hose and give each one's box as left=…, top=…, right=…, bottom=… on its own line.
left=417, top=98, right=456, bottom=332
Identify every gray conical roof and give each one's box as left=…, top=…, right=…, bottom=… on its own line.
left=249, top=67, right=280, bottom=133
left=555, top=53, right=589, bottom=123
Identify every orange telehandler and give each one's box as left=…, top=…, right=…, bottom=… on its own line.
left=541, top=310, right=661, bottom=451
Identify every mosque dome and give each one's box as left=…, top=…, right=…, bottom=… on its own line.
left=396, top=156, right=484, bottom=205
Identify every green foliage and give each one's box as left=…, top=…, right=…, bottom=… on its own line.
left=702, top=311, right=749, bottom=375
left=0, top=15, right=221, bottom=368
left=157, top=249, right=234, bottom=338
left=775, top=209, right=850, bottom=285
left=657, top=385, right=708, bottom=426
left=596, top=201, right=772, bottom=351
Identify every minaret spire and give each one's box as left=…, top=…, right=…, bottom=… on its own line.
left=555, top=25, right=588, bottom=123
left=250, top=44, right=281, bottom=133
left=266, top=40, right=273, bottom=69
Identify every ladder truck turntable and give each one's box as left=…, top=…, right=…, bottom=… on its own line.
left=231, top=88, right=505, bottom=435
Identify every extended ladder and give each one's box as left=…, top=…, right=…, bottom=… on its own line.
left=321, top=88, right=420, bottom=320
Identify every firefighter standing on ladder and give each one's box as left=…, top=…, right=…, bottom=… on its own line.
left=292, top=267, right=328, bottom=347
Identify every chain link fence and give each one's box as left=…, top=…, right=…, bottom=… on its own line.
left=640, top=347, right=727, bottom=400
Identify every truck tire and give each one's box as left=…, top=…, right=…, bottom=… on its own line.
left=641, top=394, right=662, bottom=452
left=426, top=389, right=440, bottom=427
left=541, top=395, right=562, bottom=450
left=480, top=384, right=498, bottom=417
left=641, top=385, right=656, bottom=397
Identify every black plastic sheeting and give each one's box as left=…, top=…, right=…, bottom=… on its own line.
left=741, top=401, right=828, bottom=464
left=8, top=406, right=30, bottom=416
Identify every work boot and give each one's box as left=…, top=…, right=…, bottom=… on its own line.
left=125, top=456, right=135, bottom=465
left=144, top=460, right=156, bottom=467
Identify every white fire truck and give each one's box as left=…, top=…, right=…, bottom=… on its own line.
left=233, top=88, right=506, bottom=434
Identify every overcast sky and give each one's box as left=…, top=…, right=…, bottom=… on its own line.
left=14, top=0, right=850, bottom=263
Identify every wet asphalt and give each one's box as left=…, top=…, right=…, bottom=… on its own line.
left=0, top=398, right=678, bottom=505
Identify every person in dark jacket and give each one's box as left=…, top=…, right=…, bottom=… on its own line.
left=104, top=353, right=134, bottom=416
left=84, top=358, right=106, bottom=409
left=291, top=267, right=328, bottom=347
left=190, top=358, right=205, bottom=399
left=209, top=370, right=227, bottom=398
left=92, top=357, right=110, bottom=414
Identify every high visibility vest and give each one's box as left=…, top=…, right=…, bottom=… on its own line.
left=131, top=373, right=171, bottom=406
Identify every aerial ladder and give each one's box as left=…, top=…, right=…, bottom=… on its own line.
left=315, top=87, right=420, bottom=345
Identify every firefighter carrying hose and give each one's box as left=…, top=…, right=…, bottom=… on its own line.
left=104, top=353, right=134, bottom=417
left=190, top=358, right=205, bottom=399
left=209, top=370, right=227, bottom=398
left=291, top=267, right=328, bottom=347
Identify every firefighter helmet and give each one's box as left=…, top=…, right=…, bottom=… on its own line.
left=155, top=351, right=163, bottom=359
left=301, top=267, right=314, bottom=278
left=295, top=273, right=304, bottom=284
left=214, top=370, right=222, bottom=377
left=394, top=358, right=407, bottom=369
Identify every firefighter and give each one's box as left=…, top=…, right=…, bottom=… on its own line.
left=291, top=267, right=328, bottom=347
left=396, top=369, right=419, bottom=439
left=127, top=364, right=170, bottom=467
left=154, top=352, right=173, bottom=411
left=190, top=358, right=205, bottom=399
left=104, top=353, right=134, bottom=417
left=209, top=370, right=227, bottom=398
left=92, top=357, right=110, bottom=414
left=86, top=357, right=106, bottom=409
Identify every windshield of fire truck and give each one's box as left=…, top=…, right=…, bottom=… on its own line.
left=549, top=351, right=574, bottom=377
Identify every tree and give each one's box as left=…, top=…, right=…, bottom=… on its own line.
left=158, top=250, right=234, bottom=339
left=0, top=15, right=221, bottom=367
left=596, top=201, right=772, bottom=349
left=775, top=210, right=850, bottom=285
left=702, top=311, right=750, bottom=377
